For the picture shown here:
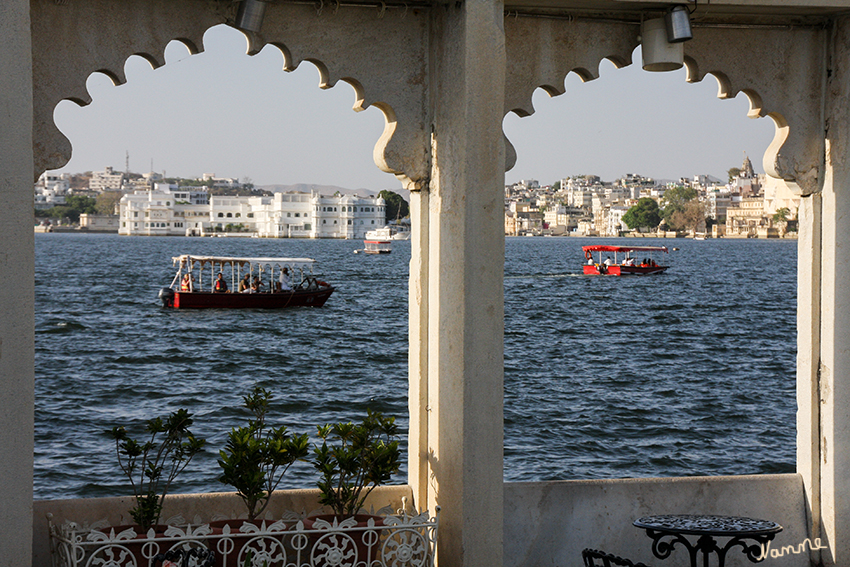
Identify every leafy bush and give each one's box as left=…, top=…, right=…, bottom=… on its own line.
left=313, top=410, right=401, bottom=517
left=109, top=409, right=206, bottom=529
left=218, top=387, right=309, bottom=520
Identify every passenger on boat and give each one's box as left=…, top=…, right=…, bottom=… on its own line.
left=181, top=273, right=194, bottom=292
left=587, top=257, right=594, bottom=265
left=279, top=267, right=292, bottom=291
left=238, top=274, right=250, bottom=293
left=214, top=273, right=228, bottom=293
left=603, top=256, right=613, bottom=266
left=623, top=257, right=635, bottom=266
left=251, top=276, right=264, bottom=293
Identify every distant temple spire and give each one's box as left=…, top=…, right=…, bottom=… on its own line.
left=741, top=152, right=755, bottom=178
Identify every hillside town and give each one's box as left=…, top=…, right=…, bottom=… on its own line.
left=35, top=154, right=798, bottom=239
left=506, top=155, right=800, bottom=239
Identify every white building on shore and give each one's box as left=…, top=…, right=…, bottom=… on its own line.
left=33, top=172, right=69, bottom=210
left=88, top=166, right=125, bottom=192
left=118, top=184, right=386, bottom=238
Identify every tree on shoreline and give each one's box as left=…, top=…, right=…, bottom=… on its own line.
left=661, top=185, right=705, bottom=232
left=379, top=190, right=409, bottom=221
left=622, top=197, right=661, bottom=230
left=34, top=195, right=97, bottom=223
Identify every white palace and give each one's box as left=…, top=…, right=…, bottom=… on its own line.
left=118, top=184, right=387, bottom=238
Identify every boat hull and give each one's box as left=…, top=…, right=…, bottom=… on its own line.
left=168, top=288, right=334, bottom=309
left=583, top=265, right=668, bottom=276
left=363, top=240, right=392, bottom=254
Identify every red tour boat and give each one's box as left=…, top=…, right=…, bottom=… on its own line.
left=159, top=255, right=334, bottom=308
left=582, top=245, right=669, bottom=276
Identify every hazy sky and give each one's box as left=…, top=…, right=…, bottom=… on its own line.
left=51, top=24, right=775, bottom=190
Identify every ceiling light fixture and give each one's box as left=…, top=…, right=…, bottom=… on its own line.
left=641, top=4, right=694, bottom=72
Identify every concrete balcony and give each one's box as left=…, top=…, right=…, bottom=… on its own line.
left=34, top=474, right=807, bottom=567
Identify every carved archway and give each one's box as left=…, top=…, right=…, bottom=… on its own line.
left=31, top=0, right=431, bottom=187
left=503, top=14, right=826, bottom=195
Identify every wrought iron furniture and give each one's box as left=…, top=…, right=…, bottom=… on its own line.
left=582, top=548, right=652, bottom=567
left=633, top=514, right=782, bottom=567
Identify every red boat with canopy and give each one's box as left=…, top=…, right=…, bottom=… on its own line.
left=582, top=245, right=669, bottom=276
left=159, top=254, right=334, bottom=308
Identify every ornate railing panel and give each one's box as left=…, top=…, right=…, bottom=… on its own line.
left=48, top=507, right=439, bottom=567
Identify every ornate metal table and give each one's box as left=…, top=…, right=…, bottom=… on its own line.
left=633, top=514, right=782, bottom=567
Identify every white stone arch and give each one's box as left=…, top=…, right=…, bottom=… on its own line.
left=14, top=3, right=850, bottom=567
left=682, top=23, right=826, bottom=195
left=502, top=14, right=825, bottom=195
left=497, top=13, right=837, bottom=564
left=31, top=0, right=432, bottom=187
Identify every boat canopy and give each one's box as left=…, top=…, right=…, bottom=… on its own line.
left=173, top=255, right=316, bottom=270
left=582, top=245, right=668, bottom=254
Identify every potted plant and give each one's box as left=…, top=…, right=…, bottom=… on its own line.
left=109, top=408, right=207, bottom=530
left=218, top=386, right=309, bottom=520
left=312, top=409, right=402, bottom=518
left=53, top=409, right=210, bottom=567
left=306, top=410, right=402, bottom=566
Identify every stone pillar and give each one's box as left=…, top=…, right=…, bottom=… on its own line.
left=0, top=0, right=35, bottom=564
left=408, top=184, right=430, bottom=506
left=796, top=192, right=822, bottom=563
left=813, top=15, right=850, bottom=566
left=418, top=1, right=506, bottom=566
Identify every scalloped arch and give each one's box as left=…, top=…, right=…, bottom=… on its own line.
left=32, top=1, right=430, bottom=185
left=503, top=17, right=640, bottom=172
left=682, top=26, right=826, bottom=194
left=683, top=62, right=792, bottom=186
left=258, top=3, right=430, bottom=184
left=32, top=0, right=231, bottom=178
left=503, top=16, right=826, bottom=192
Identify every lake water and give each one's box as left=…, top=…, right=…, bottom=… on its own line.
left=34, top=233, right=797, bottom=501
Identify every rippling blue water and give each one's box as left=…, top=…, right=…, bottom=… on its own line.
left=34, top=234, right=796, bottom=500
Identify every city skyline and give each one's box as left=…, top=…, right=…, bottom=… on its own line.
left=50, top=24, right=775, bottom=190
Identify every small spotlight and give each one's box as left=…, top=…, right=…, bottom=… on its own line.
left=665, top=5, right=693, bottom=43
left=236, top=0, right=267, bottom=34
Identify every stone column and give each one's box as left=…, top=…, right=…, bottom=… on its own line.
left=408, top=184, right=430, bottom=506
left=814, top=15, right=850, bottom=566
left=797, top=191, right=822, bottom=563
left=419, top=1, right=506, bottom=566
left=0, top=0, right=35, bottom=564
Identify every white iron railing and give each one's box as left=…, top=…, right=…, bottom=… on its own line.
left=48, top=506, right=439, bottom=567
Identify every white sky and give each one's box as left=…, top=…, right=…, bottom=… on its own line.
left=51, top=24, right=775, bottom=190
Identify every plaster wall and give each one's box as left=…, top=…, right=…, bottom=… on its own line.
left=0, top=1, right=35, bottom=566
left=504, top=475, right=809, bottom=567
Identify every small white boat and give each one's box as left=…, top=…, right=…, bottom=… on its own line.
left=367, top=225, right=410, bottom=241
left=363, top=227, right=395, bottom=253
left=363, top=240, right=392, bottom=254
left=391, top=225, right=411, bottom=240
